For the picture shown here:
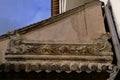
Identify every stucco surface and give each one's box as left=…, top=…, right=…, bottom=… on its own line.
left=23, top=3, right=105, bottom=44
left=0, top=39, right=9, bottom=63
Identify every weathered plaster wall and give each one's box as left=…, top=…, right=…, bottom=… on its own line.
left=0, top=39, right=9, bottom=63
left=23, top=3, right=105, bottom=44
left=66, top=0, right=88, bottom=11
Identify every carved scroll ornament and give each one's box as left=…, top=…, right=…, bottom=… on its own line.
left=6, top=32, right=113, bottom=56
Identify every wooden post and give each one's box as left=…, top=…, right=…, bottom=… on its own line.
left=51, top=0, right=59, bottom=16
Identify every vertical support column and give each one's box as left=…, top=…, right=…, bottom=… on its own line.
left=63, top=0, right=67, bottom=13
left=51, top=0, right=59, bottom=16
left=59, top=0, right=66, bottom=13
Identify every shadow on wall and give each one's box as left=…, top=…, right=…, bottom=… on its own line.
left=115, top=71, right=120, bottom=80
left=0, top=71, right=109, bottom=80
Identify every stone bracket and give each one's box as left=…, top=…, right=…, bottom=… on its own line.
left=107, top=66, right=119, bottom=80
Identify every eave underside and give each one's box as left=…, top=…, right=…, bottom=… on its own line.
left=0, top=62, right=113, bottom=73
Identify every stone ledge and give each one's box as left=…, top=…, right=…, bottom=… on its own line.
left=5, top=55, right=113, bottom=62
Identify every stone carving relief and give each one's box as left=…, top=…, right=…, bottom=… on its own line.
left=94, top=32, right=112, bottom=52
left=6, top=31, right=21, bottom=53
left=6, top=31, right=112, bottom=56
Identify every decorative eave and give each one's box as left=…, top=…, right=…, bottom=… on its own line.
left=3, top=31, right=113, bottom=72
left=0, top=62, right=113, bottom=73
left=0, top=0, right=114, bottom=73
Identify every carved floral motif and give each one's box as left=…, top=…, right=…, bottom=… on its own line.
left=6, top=32, right=112, bottom=56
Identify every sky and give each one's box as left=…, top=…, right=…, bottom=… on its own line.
left=0, top=0, right=51, bottom=35
left=0, top=0, right=119, bottom=35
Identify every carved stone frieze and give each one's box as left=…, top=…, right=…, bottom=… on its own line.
left=6, top=32, right=113, bottom=56
left=94, top=32, right=112, bottom=52
left=6, top=31, right=23, bottom=53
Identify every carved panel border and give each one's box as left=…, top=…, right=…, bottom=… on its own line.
left=5, top=31, right=113, bottom=56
